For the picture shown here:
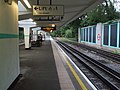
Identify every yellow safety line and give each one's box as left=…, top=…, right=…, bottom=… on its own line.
left=63, top=55, right=88, bottom=90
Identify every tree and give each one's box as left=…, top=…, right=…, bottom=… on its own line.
left=105, top=0, right=120, bottom=20
left=68, top=19, right=81, bottom=38
left=51, top=0, right=120, bottom=39
left=87, top=4, right=107, bottom=25
left=65, top=29, right=72, bottom=38
left=82, top=0, right=120, bottom=26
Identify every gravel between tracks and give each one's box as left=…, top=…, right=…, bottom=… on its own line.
left=64, top=42, right=120, bottom=74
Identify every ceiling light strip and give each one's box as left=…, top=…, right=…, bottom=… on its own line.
left=23, top=0, right=31, bottom=8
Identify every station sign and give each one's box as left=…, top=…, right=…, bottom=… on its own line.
left=33, top=5, right=64, bottom=16
left=41, top=27, right=56, bottom=31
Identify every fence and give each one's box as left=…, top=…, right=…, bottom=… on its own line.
left=80, top=25, right=96, bottom=44
left=79, top=20, right=120, bottom=49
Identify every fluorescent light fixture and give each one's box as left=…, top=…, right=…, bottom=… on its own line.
left=23, top=0, right=31, bottom=8
left=50, top=30, right=53, bottom=33
left=52, top=24, right=55, bottom=27
left=29, top=18, right=33, bottom=21
left=33, top=22, right=37, bottom=25
left=19, top=18, right=33, bottom=22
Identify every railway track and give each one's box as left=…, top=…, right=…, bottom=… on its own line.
left=56, top=41, right=120, bottom=90
left=63, top=41, right=120, bottom=63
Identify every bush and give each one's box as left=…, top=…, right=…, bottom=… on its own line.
left=65, top=29, right=72, bottom=38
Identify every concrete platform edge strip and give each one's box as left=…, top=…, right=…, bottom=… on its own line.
left=51, top=39, right=75, bottom=90
left=54, top=40, right=98, bottom=90
left=62, top=55, right=88, bottom=90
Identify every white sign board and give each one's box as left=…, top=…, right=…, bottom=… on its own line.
left=33, top=5, right=64, bottom=16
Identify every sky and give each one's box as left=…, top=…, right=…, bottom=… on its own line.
left=112, top=0, right=120, bottom=11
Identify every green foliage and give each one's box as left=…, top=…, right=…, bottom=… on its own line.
left=65, top=29, right=72, bottom=38
left=87, top=4, right=107, bottom=25
left=51, top=0, right=120, bottom=40
left=68, top=19, right=81, bottom=38
left=82, top=0, right=120, bottom=26
left=50, top=30, right=61, bottom=37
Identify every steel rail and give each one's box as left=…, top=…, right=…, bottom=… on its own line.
left=57, top=41, right=120, bottom=90
left=64, top=41, right=120, bottom=62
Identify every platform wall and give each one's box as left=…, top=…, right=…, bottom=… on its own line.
left=0, top=0, right=20, bottom=90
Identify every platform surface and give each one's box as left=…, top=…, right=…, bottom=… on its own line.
left=11, top=40, right=61, bottom=90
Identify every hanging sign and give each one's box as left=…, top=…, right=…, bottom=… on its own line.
left=33, top=5, right=64, bottom=16
left=41, top=27, right=56, bottom=31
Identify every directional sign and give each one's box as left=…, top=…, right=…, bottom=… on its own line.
left=41, top=27, right=56, bottom=31
left=33, top=5, right=64, bottom=16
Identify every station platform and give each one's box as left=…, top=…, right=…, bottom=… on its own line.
left=10, top=37, right=95, bottom=90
